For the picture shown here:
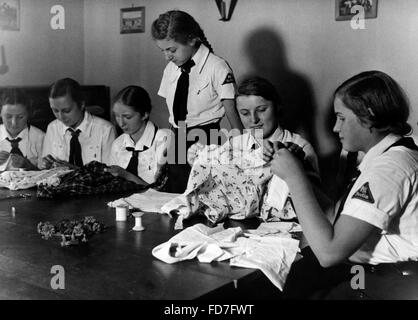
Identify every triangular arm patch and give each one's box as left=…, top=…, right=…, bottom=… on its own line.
left=222, top=73, right=235, bottom=85
left=352, top=182, right=375, bottom=204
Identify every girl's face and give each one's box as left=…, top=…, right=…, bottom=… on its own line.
left=113, top=102, right=148, bottom=137
left=49, top=94, right=84, bottom=129
left=236, top=95, right=278, bottom=139
left=333, top=96, right=372, bottom=152
left=155, top=38, right=197, bottom=66
left=1, top=104, right=29, bottom=138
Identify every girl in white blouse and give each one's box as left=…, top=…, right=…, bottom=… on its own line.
left=106, top=86, right=173, bottom=186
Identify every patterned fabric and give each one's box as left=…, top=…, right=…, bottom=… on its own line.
left=162, top=135, right=295, bottom=227
left=37, top=161, right=146, bottom=198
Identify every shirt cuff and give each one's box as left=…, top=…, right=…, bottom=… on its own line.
left=341, top=199, right=389, bottom=231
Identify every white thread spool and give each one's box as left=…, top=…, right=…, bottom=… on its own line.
left=132, top=212, right=145, bottom=231
left=115, top=206, right=128, bottom=221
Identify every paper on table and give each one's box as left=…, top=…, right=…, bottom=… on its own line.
left=107, top=189, right=181, bottom=212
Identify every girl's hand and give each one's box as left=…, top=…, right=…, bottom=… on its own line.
left=270, top=142, right=305, bottom=182
left=40, top=154, right=56, bottom=169
left=104, top=165, right=127, bottom=179
left=187, top=142, right=205, bottom=166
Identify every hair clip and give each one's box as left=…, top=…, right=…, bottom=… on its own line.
left=367, top=107, right=376, bottom=117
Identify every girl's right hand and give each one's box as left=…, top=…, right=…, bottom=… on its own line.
left=187, top=142, right=205, bottom=166
left=40, top=154, right=56, bottom=169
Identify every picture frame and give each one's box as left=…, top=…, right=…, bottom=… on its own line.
left=335, top=0, right=378, bottom=21
left=0, top=0, right=20, bottom=31
left=120, top=6, right=145, bottom=34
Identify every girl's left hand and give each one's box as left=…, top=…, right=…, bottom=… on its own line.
left=271, top=142, right=305, bottom=181
left=105, top=165, right=127, bottom=179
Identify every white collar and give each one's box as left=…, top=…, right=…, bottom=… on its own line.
left=0, top=124, right=29, bottom=141
left=358, top=133, right=402, bottom=172
left=59, top=112, right=93, bottom=137
left=123, top=121, right=156, bottom=151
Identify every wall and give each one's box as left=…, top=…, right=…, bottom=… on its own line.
left=2, top=0, right=417, bottom=165
left=83, top=0, right=418, bottom=158
left=0, top=0, right=84, bottom=86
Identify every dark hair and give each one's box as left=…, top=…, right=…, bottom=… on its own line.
left=151, top=10, right=214, bottom=53
left=113, top=86, right=152, bottom=115
left=1, top=88, right=30, bottom=110
left=335, top=70, right=411, bottom=135
left=49, top=78, right=84, bottom=108
left=238, top=76, right=282, bottom=108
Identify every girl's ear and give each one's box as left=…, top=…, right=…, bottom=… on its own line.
left=187, top=37, right=198, bottom=47
left=141, top=112, right=150, bottom=121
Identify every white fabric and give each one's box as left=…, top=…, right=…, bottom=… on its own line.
left=109, top=121, right=173, bottom=184
left=0, top=125, right=45, bottom=170
left=340, top=134, right=418, bottom=264
left=0, top=168, right=72, bottom=190
left=162, top=133, right=293, bottom=229
left=42, top=112, right=116, bottom=166
left=107, top=189, right=181, bottom=213
left=158, top=44, right=236, bottom=128
left=152, top=223, right=300, bottom=291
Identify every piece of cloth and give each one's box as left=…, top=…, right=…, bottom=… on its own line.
left=42, top=112, right=116, bottom=166
left=158, top=44, right=236, bottom=128
left=6, top=137, right=23, bottom=156
left=161, top=133, right=292, bottom=229
left=107, top=189, right=181, bottom=213
left=36, top=161, right=145, bottom=198
left=152, top=223, right=300, bottom=291
left=0, top=125, right=45, bottom=170
left=173, top=59, right=195, bottom=125
left=110, top=121, right=173, bottom=185
left=336, top=134, right=418, bottom=264
left=68, top=128, right=83, bottom=167
left=0, top=167, right=72, bottom=190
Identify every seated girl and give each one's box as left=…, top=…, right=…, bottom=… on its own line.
left=41, top=78, right=116, bottom=169
left=106, top=86, right=173, bottom=187
left=272, top=71, right=418, bottom=299
left=188, top=76, right=319, bottom=179
left=0, top=89, right=45, bottom=171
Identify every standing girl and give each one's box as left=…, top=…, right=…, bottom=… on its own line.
left=152, top=10, right=243, bottom=192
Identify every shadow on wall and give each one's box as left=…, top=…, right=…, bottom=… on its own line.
left=0, top=45, right=9, bottom=75
left=242, top=27, right=318, bottom=150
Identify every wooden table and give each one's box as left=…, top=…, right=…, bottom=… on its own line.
left=0, top=189, right=268, bottom=300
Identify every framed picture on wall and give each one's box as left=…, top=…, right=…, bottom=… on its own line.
left=0, top=0, right=20, bottom=31
left=120, top=6, right=145, bottom=34
left=335, top=0, right=378, bottom=21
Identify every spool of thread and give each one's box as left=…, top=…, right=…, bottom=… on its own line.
left=132, top=212, right=145, bottom=231
left=115, top=206, right=128, bottom=221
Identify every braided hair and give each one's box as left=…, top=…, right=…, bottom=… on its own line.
left=151, top=10, right=214, bottom=53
